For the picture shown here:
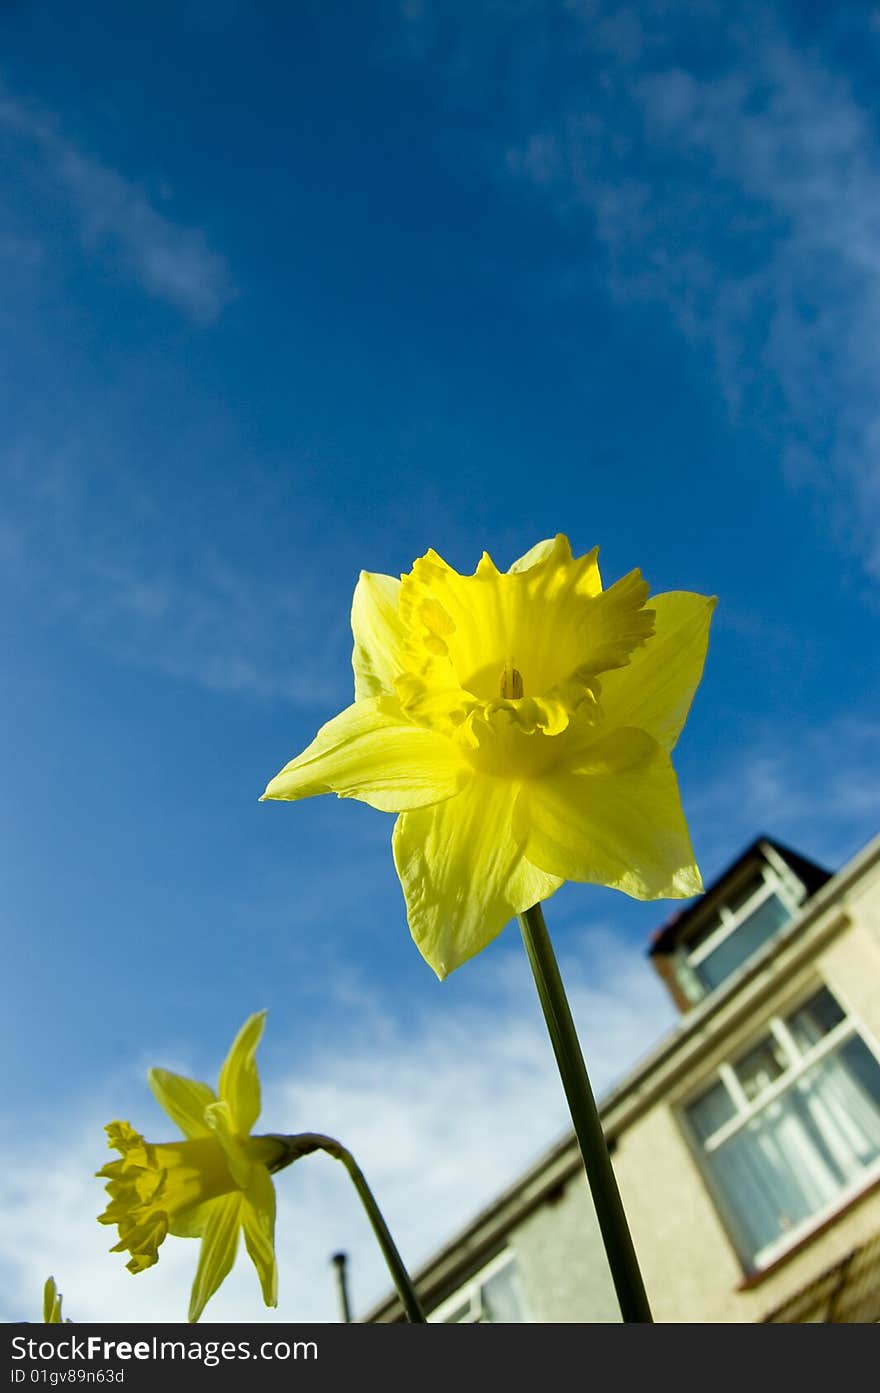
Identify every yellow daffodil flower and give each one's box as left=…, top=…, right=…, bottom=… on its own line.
left=262, top=535, right=715, bottom=978
left=97, top=1011, right=286, bottom=1323
left=43, top=1276, right=68, bottom=1322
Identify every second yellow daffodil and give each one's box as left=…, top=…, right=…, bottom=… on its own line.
left=97, top=1012, right=285, bottom=1323
left=262, top=535, right=715, bottom=978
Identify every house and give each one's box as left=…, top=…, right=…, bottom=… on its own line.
left=362, top=831, right=880, bottom=1323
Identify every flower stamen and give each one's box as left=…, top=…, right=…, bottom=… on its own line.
left=500, top=663, right=524, bottom=699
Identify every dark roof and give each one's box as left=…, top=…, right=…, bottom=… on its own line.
left=648, top=835, right=832, bottom=958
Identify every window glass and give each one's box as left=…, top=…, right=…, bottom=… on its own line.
left=836, top=1035, right=880, bottom=1114
left=734, top=1034, right=787, bottom=1102
left=787, top=987, right=845, bottom=1051
left=442, top=1301, right=472, bottom=1324
left=695, top=895, right=791, bottom=991
left=686, top=910, right=725, bottom=956
left=435, top=1256, right=527, bottom=1323
left=480, top=1263, right=526, bottom=1322
left=725, top=872, right=767, bottom=915
left=687, top=1079, right=737, bottom=1143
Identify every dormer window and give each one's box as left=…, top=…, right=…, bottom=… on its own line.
left=648, top=839, right=831, bottom=1013
left=684, top=864, right=802, bottom=993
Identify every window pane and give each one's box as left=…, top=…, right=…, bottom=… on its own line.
left=725, top=872, right=767, bottom=915
left=687, top=1079, right=737, bottom=1143
left=687, top=910, right=725, bottom=955
left=699, top=1034, right=880, bottom=1266
left=837, top=1035, right=880, bottom=1113
left=442, top=1302, right=472, bottom=1324
left=734, top=1034, right=787, bottom=1102
left=480, top=1263, right=526, bottom=1323
left=787, top=988, right=845, bottom=1052
left=695, top=895, right=791, bottom=991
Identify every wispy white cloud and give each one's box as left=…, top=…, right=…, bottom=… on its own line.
left=386, top=2, right=880, bottom=577
left=539, top=26, right=880, bottom=572
left=61, top=549, right=347, bottom=706
left=0, top=89, right=235, bottom=322
left=626, top=42, right=880, bottom=561
left=0, top=926, right=674, bottom=1323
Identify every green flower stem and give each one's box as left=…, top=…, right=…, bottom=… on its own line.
left=267, top=1132, right=427, bottom=1324
left=517, top=902, right=653, bottom=1324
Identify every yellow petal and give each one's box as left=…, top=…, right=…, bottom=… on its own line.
left=507, top=537, right=564, bottom=574
left=598, top=591, right=717, bottom=751
left=148, top=1069, right=217, bottom=1140
left=188, top=1193, right=243, bottom=1323
left=260, top=696, right=467, bottom=812
left=217, top=1012, right=265, bottom=1137
left=204, top=1102, right=253, bottom=1190
left=241, top=1166, right=278, bottom=1309
left=43, top=1277, right=62, bottom=1323
left=517, top=728, right=702, bottom=898
left=351, top=571, right=404, bottom=700
left=392, top=775, right=551, bottom=978
left=507, top=854, right=564, bottom=913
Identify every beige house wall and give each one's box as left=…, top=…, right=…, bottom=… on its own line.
left=508, top=1171, right=619, bottom=1322
left=608, top=867, right=880, bottom=1323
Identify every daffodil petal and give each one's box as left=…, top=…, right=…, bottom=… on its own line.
left=260, top=697, right=467, bottom=812
left=351, top=571, right=404, bottom=700
left=392, top=775, right=545, bottom=978
left=148, top=1069, right=217, bottom=1140
left=217, top=1011, right=265, bottom=1136
left=518, top=728, right=702, bottom=898
left=204, top=1101, right=253, bottom=1189
left=507, top=855, right=564, bottom=912
left=597, top=591, right=717, bottom=751
left=188, top=1193, right=242, bottom=1324
left=43, top=1277, right=62, bottom=1323
left=241, top=1166, right=278, bottom=1309
left=507, top=537, right=560, bottom=574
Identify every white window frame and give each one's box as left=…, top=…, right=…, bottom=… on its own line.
left=681, top=982, right=880, bottom=1272
left=686, top=860, right=804, bottom=980
left=429, top=1250, right=528, bottom=1324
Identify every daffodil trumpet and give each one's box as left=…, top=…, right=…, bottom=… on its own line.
left=519, top=901, right=652, bottom=1323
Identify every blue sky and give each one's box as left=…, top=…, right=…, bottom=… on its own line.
left=2, top=0, right=880, bottom=1324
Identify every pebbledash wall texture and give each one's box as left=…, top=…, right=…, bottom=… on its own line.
left=504, top=1165, right=618, bottom=1322
left=364, top=830, right=880, bottom=1323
